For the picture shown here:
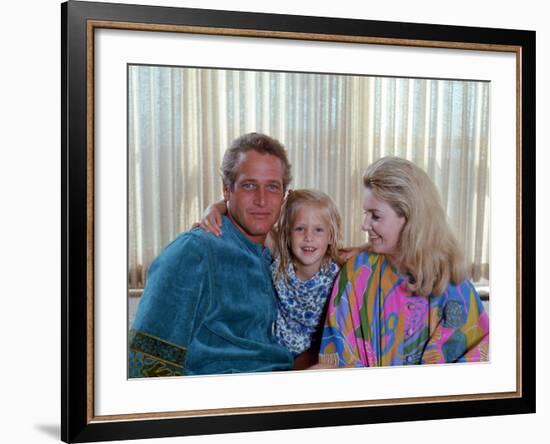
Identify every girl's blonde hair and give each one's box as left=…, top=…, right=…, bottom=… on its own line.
left=362, top=156, right=466, bottom=296
left=274, top=189, right=343, bottom=282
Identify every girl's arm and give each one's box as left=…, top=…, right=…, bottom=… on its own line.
left=192, top=199, right=226, bottom=236
left=194, top=200, right=277, bottom=254
left=337, top=243, right=368, bottom=263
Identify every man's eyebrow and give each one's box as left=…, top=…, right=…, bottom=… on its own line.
left=243, top=179, right=282, bottom=185
left=239, top=178, right=282, bottom=184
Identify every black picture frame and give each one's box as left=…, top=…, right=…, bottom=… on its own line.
left=61, top=1, right=536, bottom=442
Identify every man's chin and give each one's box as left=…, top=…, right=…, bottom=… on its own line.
left=234, top=223, right=272, bottom=241
left=227, top=214, right=275, bottom=242
left=245, top=226, right=272, bottom=237
left=244, top=216, right=275, bottom=230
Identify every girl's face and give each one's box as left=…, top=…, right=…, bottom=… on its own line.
left=362, top=188, right=406, bottom=262
left=289, top=204, right=331, bottom=281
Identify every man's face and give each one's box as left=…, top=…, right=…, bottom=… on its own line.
left=223, top=150, right=285, bottom=244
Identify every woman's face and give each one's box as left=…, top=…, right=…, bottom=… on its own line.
left=362, top=188, right=406, bottom=261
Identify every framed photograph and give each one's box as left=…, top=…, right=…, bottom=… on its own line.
left=62, top=0, right=535, bottom=442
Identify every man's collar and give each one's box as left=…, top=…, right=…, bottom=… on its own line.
left=221, top=216, right=270, bottom=259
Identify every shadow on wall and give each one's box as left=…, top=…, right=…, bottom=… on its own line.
left=34, top=424, right=59, bottom=440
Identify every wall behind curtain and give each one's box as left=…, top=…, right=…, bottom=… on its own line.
left=128, top=65, right=490, bottom=290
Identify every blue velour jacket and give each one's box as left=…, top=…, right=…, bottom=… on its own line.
left=128, top=216, right=293, bottom=377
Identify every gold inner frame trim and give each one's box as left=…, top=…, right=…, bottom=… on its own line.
left=86, top=18, right=523, bottom=423
left=86, top=20, right=95, bottom=424
left=89, top=19, right=521, bottom=52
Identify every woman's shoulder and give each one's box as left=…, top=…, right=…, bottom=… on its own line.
left=444, top=278, right=478, bottom=296
left=430, top=278, right=487, bottom=327
left=432, top=278, right=482, bottom=307
left=343, top=250, right=386, bottom=270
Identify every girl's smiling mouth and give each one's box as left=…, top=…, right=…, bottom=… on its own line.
left=301, top=246, right=317, bottom=253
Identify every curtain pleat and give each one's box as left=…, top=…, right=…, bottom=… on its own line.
left=128, top=66, right=491, bottom=289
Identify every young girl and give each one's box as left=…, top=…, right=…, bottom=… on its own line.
left=198, top=189, right=344, bottom=362
left=317, top=157, right=489, bottom=368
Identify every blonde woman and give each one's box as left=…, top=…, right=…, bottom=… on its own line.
left=318, top=157, right=489, bottom=368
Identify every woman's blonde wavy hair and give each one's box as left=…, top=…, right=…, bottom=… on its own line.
left=274, top=189, right=343, bottom=282
left=362, top=156, right=466, bottom=296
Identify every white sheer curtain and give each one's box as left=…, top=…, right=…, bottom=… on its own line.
left=128, top=65, right=490, bottom=290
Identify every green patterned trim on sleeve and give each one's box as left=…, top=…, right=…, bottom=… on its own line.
left=128, top=330, right=187, bottom=377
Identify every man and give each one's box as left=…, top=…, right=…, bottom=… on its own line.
left=129, top=133, right=294, bottom=377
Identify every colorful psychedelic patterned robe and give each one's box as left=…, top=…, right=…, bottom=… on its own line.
left=319, top=252, right=489, bottom=367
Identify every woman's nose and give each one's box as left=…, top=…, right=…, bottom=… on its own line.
left=361, top=215, right=370, bottom=231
